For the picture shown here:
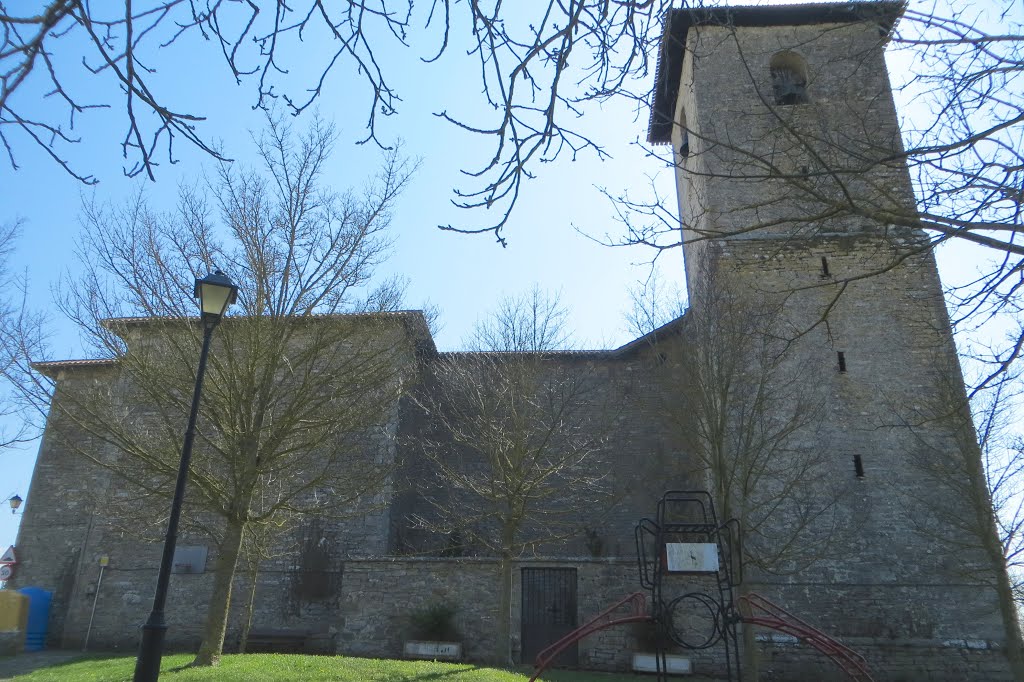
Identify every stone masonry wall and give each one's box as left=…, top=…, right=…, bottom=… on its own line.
left=391, top=348, right=695, bottom=560
left=668, top=10, right=1016, bottom=681
left=45, top=555, right=645, bottom=668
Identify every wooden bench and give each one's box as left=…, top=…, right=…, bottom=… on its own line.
left=242, top=624, right=336, bottom=654
left=244, top=629, right=311, bottom=654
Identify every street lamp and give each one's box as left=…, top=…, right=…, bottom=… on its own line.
left=134, top=271, right=237, bottom=682
left=7, top=495, right=21, bottom=514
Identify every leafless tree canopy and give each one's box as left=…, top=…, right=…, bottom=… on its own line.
left=897, top=370, right=1024, bottom=677
left=625, top=275, right=686, bottom=338
left=1, top=0, right=671, bottom=238
left=14, top=116, right=418, bottom=665
left=0, top=221, right=34, bottom=451
left=640, top=269, right=842, bottom=680
left=466, top=285, right=572, bottom=352
left=654, top=276, right=837, bottom=577
left=408, top=289, right=615, bottom=663
left=413, top=353, right=612, bottom=556
left=3, top=2, right=1022, bottom=256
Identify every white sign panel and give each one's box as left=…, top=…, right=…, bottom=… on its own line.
left=0, top=545, right=15, bottom=564
left=403, top=640, right=462, bottom=660
left=664, top=543, right=719, bottom=573
left=0, top=564, right=13, bottom=580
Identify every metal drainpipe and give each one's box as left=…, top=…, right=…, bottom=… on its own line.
left=83, top=556, right=109, bottom=652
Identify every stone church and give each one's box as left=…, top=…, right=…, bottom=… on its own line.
left=6, top=2, right=1019, bottom=680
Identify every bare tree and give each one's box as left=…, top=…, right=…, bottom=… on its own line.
left=641, top=268, right=841, bottom=680
left=16, top=115, right=419, bottom=665
left=896, top=370, right=1024, bottom=678
left=0, top=220, right=38, bottom=452
left=0, top=0, right=668, bottom=225
left=408, top=290, right=615, bottom=664
left=624, top=275, right=687, bottom=338
left=467, top=285, right=571, bottom=353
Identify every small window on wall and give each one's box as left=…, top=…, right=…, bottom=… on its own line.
left=770, top=51, right=810, bottom=105
left=675, top=110, right=690, bottom=161
left=172, top=545, right=208, bottom=574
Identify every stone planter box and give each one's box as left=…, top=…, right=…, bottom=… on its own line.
left=631, top=652, right=692, bottom=675
left=403, top=640, right=463, bottom=661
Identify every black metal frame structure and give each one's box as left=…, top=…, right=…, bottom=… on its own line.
left=634, top=491, right=742, bottom=682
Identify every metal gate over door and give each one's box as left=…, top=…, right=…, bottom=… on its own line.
left=521, top=567, right=578, bottom=666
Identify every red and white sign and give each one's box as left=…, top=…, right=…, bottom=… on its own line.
left=0, top=545, right=15, bottom=564
left=0, top=564, right=13, bottom=580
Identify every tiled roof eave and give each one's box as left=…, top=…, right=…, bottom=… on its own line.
left=32, top=358, right=118, bottom=377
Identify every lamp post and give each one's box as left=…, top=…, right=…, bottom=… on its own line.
left=134, top=271, right=237, bottom=682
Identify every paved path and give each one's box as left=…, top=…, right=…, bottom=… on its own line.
left=0, top=651, right=83, bottom=680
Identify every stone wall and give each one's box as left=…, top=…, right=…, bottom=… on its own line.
left=391, top=347, right=693, bottom=560
left=665, top=8, right=1016, bottom=680
left=758, top=637, right=1012, bottom=682
left=43, top=555, right=644, bottom=666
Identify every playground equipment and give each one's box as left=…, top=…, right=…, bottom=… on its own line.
left=738, top=593, right=874, bottom=682
left=527, top=491, right=875, bottom=682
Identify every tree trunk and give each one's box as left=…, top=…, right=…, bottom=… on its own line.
left=990, top=535, right=1024, bottom=679
left=495, top=554, right=514, bottom=666
left=965, top=428, right=1024, bottom=679
left=737, top=576, right=759, bottom=682
left=237, top=561, right=260, bottom=654
left=193, top=518, right=246, bottom=666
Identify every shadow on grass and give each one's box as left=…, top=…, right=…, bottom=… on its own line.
left=50, top=654, right=124, bottom=665
left=0, top=652, right=118, bottom=679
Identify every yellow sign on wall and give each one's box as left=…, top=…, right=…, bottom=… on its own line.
left=0, top=591, right=28, bottom=634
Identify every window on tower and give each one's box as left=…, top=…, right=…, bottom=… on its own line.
left=769, top=51, right=810, bottom=105
left=675, top=111, right=690, bottom=161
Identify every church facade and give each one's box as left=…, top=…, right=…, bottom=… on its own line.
left=6, top=3, right=1019, bottom=680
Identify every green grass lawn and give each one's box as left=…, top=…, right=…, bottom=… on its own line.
left=6, top=654, right=656, bottom=681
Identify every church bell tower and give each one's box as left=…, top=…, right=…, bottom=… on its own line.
left=648, top=3, right=1018, bottom=679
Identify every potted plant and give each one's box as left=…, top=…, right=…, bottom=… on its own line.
left=403, top=601, right=463, bottom=661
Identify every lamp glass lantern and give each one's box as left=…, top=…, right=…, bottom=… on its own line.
left=194, top=271, right=238, bottom=323
left=9, top=495, right=22, bottom=513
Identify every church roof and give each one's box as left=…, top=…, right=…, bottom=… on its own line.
left=32, top=358, right=117, bottom=376
left=647, top=1, right=905, bottom=144
left=34, top=311, right=689, bottom=377
left=613, top=312, right=688, bottom=355
left=33, top=310, right=437, bottom=376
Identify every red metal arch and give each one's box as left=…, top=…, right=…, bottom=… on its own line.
left=528, top=592, right=874, bottom=682
left=738, top=593, right=874, bottom=682
left=528, top=592, right=650, bottom=682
